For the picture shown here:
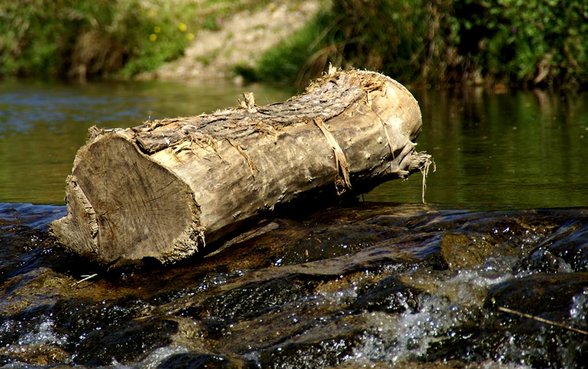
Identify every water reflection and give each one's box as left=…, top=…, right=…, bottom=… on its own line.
left=367, top=88, right=588, bottom=209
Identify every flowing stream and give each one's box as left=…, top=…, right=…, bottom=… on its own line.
left=0, top=79, right=587, bottom=368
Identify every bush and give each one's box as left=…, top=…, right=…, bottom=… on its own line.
left=253, top=0, right=588, bottom=88
left=453, top=0, right=588, bottom=87
left=0, top=0, right=213, bottom=80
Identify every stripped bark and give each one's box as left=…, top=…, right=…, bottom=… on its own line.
left=51, top=68, right=432, bottom=266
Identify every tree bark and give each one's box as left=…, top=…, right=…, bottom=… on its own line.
left=50, top=69, right=432, bottom=266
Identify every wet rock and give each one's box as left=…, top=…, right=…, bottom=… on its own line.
left=392, top=359, right=468, bottom=369
left=3, top=205, right=588, bottom=368
left=0, top=344, right=70, bottom=366
left=198, top=316, right=230, bottom=340
left=479, top=272, right=588, bottom=368
left=0, top=305, right=54, bottom=349
left=251, top=312, right=400, bottom=368
left=285, top=222, right=406, bottom=263
left=399, top=269, right=489, bottom=307
left=352, top=275, right=421, bottom=313
left=157, top=352, right=236, bottom=369
left=440, top=233, right=495, bottom=270
left=483, top=318, right=588, bottom=369
left=197, top=277, right=316, bottom=323
left=550, top=225, right=588, bottom=271
left=52, top=297, right=152, bottom=340
left=255, top=332, right=359, bottom=369
left=516, top=221, right=588, bottom=273
left=74, top=317, right=178, bottom=365
left=218, top=286, right=353, bottom=354
left=439, top=230, right=529, bottom=272
left=49, top=297, right=178, bottom=366
left=486, top=272, right=588, bottom=316
left=516, top=247, right=572, bottom=273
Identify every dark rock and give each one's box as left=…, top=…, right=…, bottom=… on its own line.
left=50, top=298, right=177, bottom=366
left=4, top=204, right=588, bottom=368
left=516, top=221, right=588, bottom=273
left=157, top=353, right=235, bottom=369
left=74, top=318, right=178, bottom=365
left=353, top=275, right=421, bottom=313
left=485, top=272, right=588, bottom=315
left=52, top=297, right=151, bottom=342
left=199, top=277, right=315, bottom=323
left=255, top=336, right=356, bottom=369
left=200, top=316, right=229, bottom=340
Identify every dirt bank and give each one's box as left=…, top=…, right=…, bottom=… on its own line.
left=139, top=0, right=322, bottom=82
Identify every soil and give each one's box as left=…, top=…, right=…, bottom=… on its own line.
left=138, top=0, right=322, bottom=82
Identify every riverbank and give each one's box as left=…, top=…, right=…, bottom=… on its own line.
left=0, top=0, right=322, bottom=82
left=2, top=0, right=587, bottom=89
left=137, top=1, right=322, bottom=83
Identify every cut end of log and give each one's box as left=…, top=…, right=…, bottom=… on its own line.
left=51, top=134, right=205, bottom=265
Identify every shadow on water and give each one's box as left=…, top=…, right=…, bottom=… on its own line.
left=0, top=81, right=587, bottom=368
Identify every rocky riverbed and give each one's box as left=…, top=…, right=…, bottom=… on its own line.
left=1, top=202, right=587, bottom=368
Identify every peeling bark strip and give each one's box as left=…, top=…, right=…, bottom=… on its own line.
left=51, top=69, right=432, bottom=266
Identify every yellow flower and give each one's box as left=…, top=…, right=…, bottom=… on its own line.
left=149, top=34, right=157, bottom=42
left=154, top=26, right=161, bottom=33
left=186, top=32, right=195, bottom=41
left=178, top=22, right=187, bottom=32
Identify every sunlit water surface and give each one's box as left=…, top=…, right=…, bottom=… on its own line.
left=0, top=80, right=587, bottom=368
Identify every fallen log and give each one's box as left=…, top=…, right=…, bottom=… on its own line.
left=51, top=68, right=432, bottom=266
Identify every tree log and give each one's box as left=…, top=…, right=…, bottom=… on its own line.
left=51, top=69, right=432, bottom=266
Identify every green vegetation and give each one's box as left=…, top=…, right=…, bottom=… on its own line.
left=0, top=0, right=268, bottom=80
left=252, top=0, right=588, bottom=89
left=2, top=0, right=587, bottom=88
left=235, top=9, right=333, bottom=87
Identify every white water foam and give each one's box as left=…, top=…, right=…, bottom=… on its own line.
left=17, top=319, right=67, bottom=347
left=344, top=267, right=531, bottom=368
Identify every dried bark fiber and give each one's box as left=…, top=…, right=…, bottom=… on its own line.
left=51, top=69, right=432, bottom=266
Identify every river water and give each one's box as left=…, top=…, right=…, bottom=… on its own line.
left=0, top=79, right=587, bottom=368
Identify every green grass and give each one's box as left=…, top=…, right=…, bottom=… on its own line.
left=234, top=8, right=333, bottom=87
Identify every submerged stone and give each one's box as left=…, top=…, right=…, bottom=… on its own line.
left=440, top=233, right=495, bottom=270
left=74, top=318, right=178, bottom=365
left=3, top=205, right=588, bottom=367
left=197, top=276, right=316, bottom=323
left=352, top=275, right=421, bottom=313
left=157, top=352, right=236, bottom=369
left=516, top=221, right=588, bottom=273
left=486, top=272, right=588, bottom=315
